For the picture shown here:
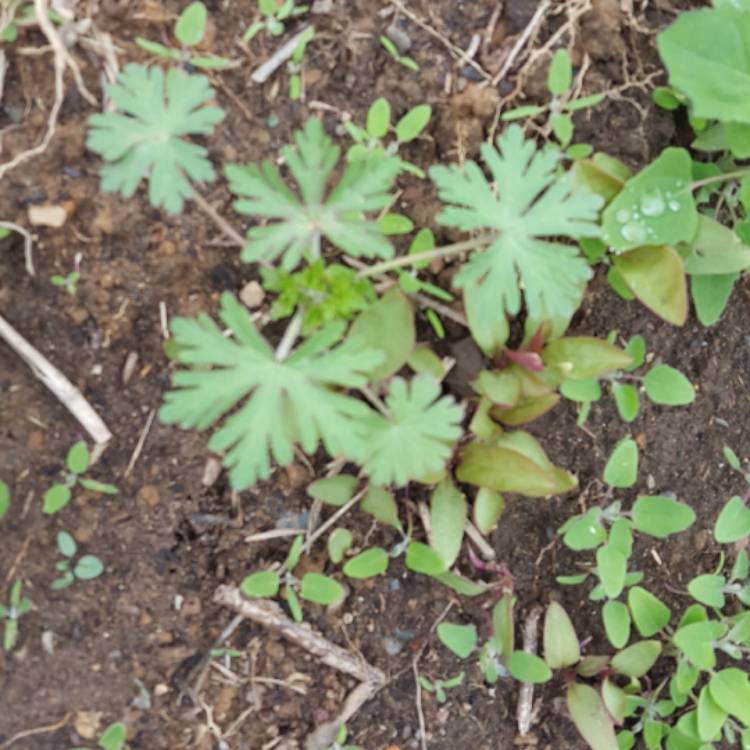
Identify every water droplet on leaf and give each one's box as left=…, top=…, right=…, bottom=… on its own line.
left=621, top=222, right=648, bottom=245
left=668, top=200, right=680, bottom=212
left=640, top=190, right=665, bottom=217
left=616, top=209, right=630, bottom=223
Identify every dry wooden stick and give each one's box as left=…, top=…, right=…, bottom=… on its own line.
left=214, top=585, right=386, bottom=750
left=517, top=605, right=543, bottom=736
left=0, top=712, right=71, bottom=749
left=0, top=313, right=112, bottom=445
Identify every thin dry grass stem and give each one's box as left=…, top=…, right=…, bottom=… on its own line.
left=0, top=221, right=34, bottom=276
left=0, top=712, right=72, bottom=749
left=517, top=605, right=544, bottom=736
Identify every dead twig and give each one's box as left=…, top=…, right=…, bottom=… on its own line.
left=303, top=487, right=368, bottom=555
left=123, top=408, right=156, bottom=478
left=251, top=26, right=313, bottom=84
left=517, top=605, right=543, bottom=736
left=0, top=221, right=34, bottom=277
left=0, top=313, right=113, bottom=445
left=214, top=585, right=386, bottom=750
left=4, top=535, right=32, bottom=585
left=491, top=0, right=551, bottom=86
left=0, top=712, right=72, bottom=749
left=412, top=658, right=428, bottom=750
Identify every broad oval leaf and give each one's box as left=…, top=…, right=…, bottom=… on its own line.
left=430, top=481, right=467, bottom=568
left=241, top=570, right=280, bottom=598
left=687, top=574, right=726, bottom=609
left=709, top=668, right=750, bottom=725
left=98, top=722, right=128, bottom=750
left=601, top=148, right=697, bottom=253
left=613, top=245, right=687, bottom=326
left=628, top=586, right=671, bottom=637
left=327, top=528, right=353, bottom=564
left=567, top=682, right=619, bottom=750
left=714, top=495, right=750, bottom=543
left=691, top=273, right=737, bottom=326
left=395, top=104, right=431, bottom=142
left=492, top=593, right=515, bottom=657
left=175, top=1, right=207, bottom=46
left=610, top=640, right=661, bottom=678
left=602, top=677, right=627, bottom=726
left=697, top=685, right=726, bottom=742
left=643, top=365, right=695, bottom=406
left=67, top=441, right=90, bottom=474
left=603, top=438, right=638, bottom=489
left=508, top=651, right=552, bottom=683
left=612, top=383, right=639, bottom=422
left=597, top=544, right=627, bottom=599
left=603, top=600, right=631, bottom=649
left=347, top=288, right=415, bottom=381
left=360, top=485, right=402, bottom=530
left=473, top=488, right=505, bottom=534
left=624, top=335, right=646, bottom=371
left=437, top=622, right=478, bottom=658
left=577, top=655, right=611, bottom=678
left=491, top=393, right=560, bottom=426
left=43, top=485, right=72, bottom=515
left=632, top=496, right=696, bottom=538
left=681, top=215, right=750, bottom=274
left=562, top=509, right=607, bottom=551
left=307, top=475, right=358, bottom=507
left=342, top=547, right=388, bottom=579
left=405, top=541, right=445, bottom=575
left=674, top=621, right=725, bottom=670
left=299, top=573, right=346, bottom=605
left=542, top=337, right=633, bottom=380
left=74, top=555, right=104, bottom=580
left=658, top=7, right=750, bottom=123
left=560, top=377, right=602, bottom=403
left=57, top=531, right=77, bottom=558
left=548, top=49, right=572, bottom=95
left=544, top=601, right=580, bottom=668
left=366, top=97, right=391, bottom=139
left=473, top=370, right=521, bottom=408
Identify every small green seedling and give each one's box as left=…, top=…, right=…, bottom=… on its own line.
left=243, top=0, right=308, bottom=41
left=70, top=721, right=127, bottom=750
left=52, top=531, right=104, bottom=589
left=136, top=1, right=231, bottom=69
left=1, top=580, right=32, bottom=651
left=1, top=2, right=43, bottom=44
left=51, top=252, right=82, bottom=296
left=502, top=49, right=604, bottom=156
left=344, top=97, right=432, bottom=176
left=287, top=26, right=315, bottom=100
left=43, top=441, right=118, bottom=515
left=379, top=35, right=418, bottom=72
left=0, top=479, right=9, bottom=520
left=326, top=724, right=361, bottom=750
left=418, top=672, right=464, bottom=703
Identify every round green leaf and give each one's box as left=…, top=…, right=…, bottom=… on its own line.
left=379, top=212, right=414, bottom=235
left=612, top=383, right=639, bottom=422
left=405, top=541, right=445, bottom=575
left=604, top=438, right=639, bottom=488
left=687, top=574, right=726, bottom=609
left=628, top=586, right=671, bottom=636
left=632, top=496, right=696, bottom=538
left=342, top=547, right=388, bottom=579
left=709, top=668, right=750, bottom=726
left=508, top=651, right=552, bottom=683
left=674, top=621, right=725, bottom=671
left=327, top=528, right=353, bottom=565
left=43, top=484, right=71, bottom=514
left=299, top=573, right=346, bottom=605
left=643, top=365, right=695, bottom=406
left=307, top=475, right=358, bottom=506
left=714, top=496, right=750, bottom=543
left=603, top=599, right=631, bottom=649
left=544, top=601, right=580, bottom=668
left=241, top=570, right=280, bottom=598
left=0, top=480, right=9, bottom=520
left=551, top=113, right=573, bottom=146
left=395, top=104, right=431, bottom=142
left=437, top=622, right=478, bottom=658
left=691, top=273, right=737, bottom=327
left=360, top=485, right=401, bottom=530
left=366, top=97, right=391, bottom=139
left=430, top=480, right=467, bottom=568
left=560, top=377, right=602, bottom=403
left=175, top=1, right=207, bottom=46
left=624, top=335, right=646, bottom=371
left=609, top=519, right=633, bottom=558
left=697, top=685, right=726, bottom=742
left=57, top=531, right=77, bottom=558
left=98, top=721, right=127, bottom=750
left=67, top=441, right=90, bottom=474
left=562, top=509, right=606, bottom=551
left=74, top=555, right=104, bottom=580
left=610, top=640, right=661, bottom=678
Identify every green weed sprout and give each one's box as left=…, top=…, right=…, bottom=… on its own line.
left=69, top=721, right=127, bottom=750
left=379, top=35, right=418, bottom=71
left=344, top=97, right=432, bottom=176
left=243, top=0, right=308, bottom=42
left=287, top=26, right=315, bottom=100
left=502, top=49, right=604, bottom=156
left=43, top=441, right=118, bottom=515
left=136, top=1, right=231, bottom=69
left=51, top=531, right=104, bottom=589
left=327, top=724, right=362, bottom=750
left=1, top=580, right=32, bottom=651
left=50, top=252, right=82, bottom=296
left=418, top=672, right=464, bottom=703
left=0, top=479, right=9, bottom=520
left=0, top=2, right=55, bottom=44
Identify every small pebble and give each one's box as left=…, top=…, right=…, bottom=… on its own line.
left=154, top=683, right=170, bottom=696
left=382, top=636, right=404, bottom=656
left=122, top=351, right=139, bottom=386
left=460, top=66, right=484, bottom=82
left=386, top=22, right=411, bottom=54
left=274, top=511, right=309, bottom=530
left=201, top=457, right=222, bottom=487
left=239, top=280, right=265, bottom=309
left=388, top=578, right=401, bottom=592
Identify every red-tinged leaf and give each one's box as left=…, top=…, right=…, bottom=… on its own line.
left=491, top=393, right=561, bottom=426
left=544, top=601, right=580, bottom=668
left=567, top=682, right=619, bottom=750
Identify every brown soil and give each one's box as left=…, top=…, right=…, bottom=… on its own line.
left=1, top=1, right=744, bottom=749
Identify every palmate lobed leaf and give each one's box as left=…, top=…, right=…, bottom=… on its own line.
left=160, top=292, right=383, bottom=489
left=359, top=375, right=463, bottom=487
left=87, top=64, right=225, bottom=213
left=429, top=125, right=602, bottom=334
left=226, top=118, right=401, bottom=270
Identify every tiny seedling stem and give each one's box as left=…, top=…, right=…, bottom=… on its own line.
left=689, top=168, right=750, bottom=192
